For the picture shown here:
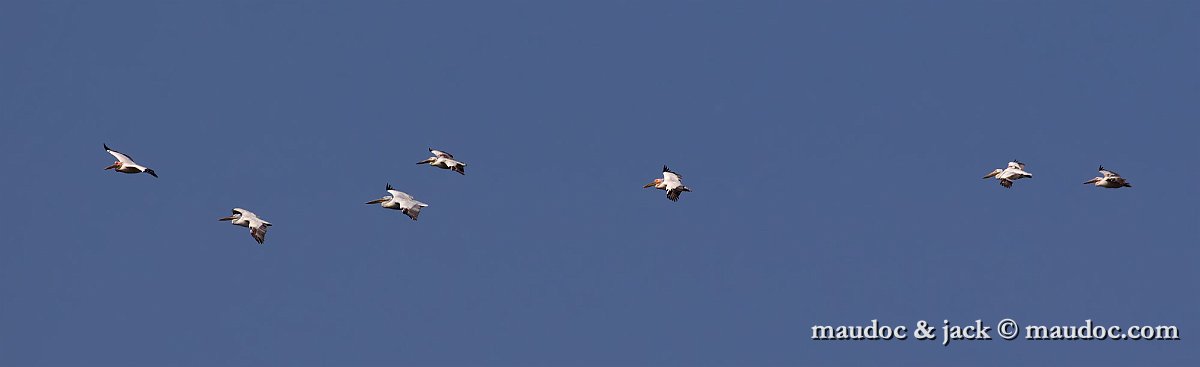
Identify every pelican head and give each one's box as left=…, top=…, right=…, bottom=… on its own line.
left=416, top=157, right=434, bottom=165
left=1084, top=177, right=1101, bottom=185
left=218, top=213, right=240, bottom=221
left=982, top=168, right=1002, bottom=179
left=104, top=161, right=121, bottom=170
left=366, top=197, right=390, bottom=205
left=643, top=178, right=663, bottom=188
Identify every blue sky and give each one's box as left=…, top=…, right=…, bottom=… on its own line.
left=1, top=1, right=1197, bottom=365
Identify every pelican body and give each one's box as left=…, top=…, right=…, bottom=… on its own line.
left=982, top=160, right=1032, bottom=188
left=218, top=208, right=272, bottom=244
left=644, top=165, right=691, bottom=202
left=366, top=183, right=429, bottom=220
left=417, top=148, right=466, bottom=175
left=1085, top=166, right=1132, bottom=188
left=103, top=144, right=158, bottom=178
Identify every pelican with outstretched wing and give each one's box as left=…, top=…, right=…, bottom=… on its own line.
left=417, top=148, right=466, bottom=175
left=982, top=160, right=1033, bottom=188
left=102, top=144, right=157, bottom=178
left=1084, top=166, right=1132, bottom=188
left=366, top=183, right=429, bottom=221
left=218, top=208, right=272, bottom=244
left=644, top=165, right=691, bottom=202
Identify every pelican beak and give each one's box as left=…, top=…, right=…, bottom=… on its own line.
left=218, top=215, right=237, bottom=221
left=416, top=158, right=432, bottom=165
left=643, top=181, right=656, bottom=188
left=1084, top=178, right=1100, bottom=184
left=366, top=198, right=387, bottom=204
left=104, top=163, right=119, bottom=170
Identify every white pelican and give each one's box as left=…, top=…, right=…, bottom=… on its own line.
left=417, top=148, right=466, bottom=175
left=218, top=208, right=272, bottom=244
left=982, top=160, right=1033, bottom=188
left=102, top=144, right=157, bottom=178
left=366, top=183, right=429, bottom=221
left=643, top=165, right=691, bottom=202
left=1084, top=166, right=1132, bottom=188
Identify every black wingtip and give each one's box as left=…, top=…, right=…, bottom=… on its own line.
left=103, top=143, right=110, bottom=151
left=386, top=183, right=394, bottom=191
left=1098, top=165, right=1105, bottom=171
left=662, top=165, right=670, bottom=172
left=146, top=169, right=158, bottom=178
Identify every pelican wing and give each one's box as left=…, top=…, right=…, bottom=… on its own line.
left=401, top=204, right=424, bottom=221
left=429, top=148, right=454, bottom=159
left=446, top=158, right=466, bottom=175
left=1099, top=166, right=1120, bottom=178
left=232, top=208, right=259, bottom=221
left=1000, top=168, right=1032, bottom=179
left=388, top=190, right=414, bottom=201
left=395, top=197, right=427, bottom=220
left=666, top=187, right=691, bottom=202
left=384, top=183, right=415, bottom=201
left=104, top=144, right=136, bottom=165
left=662, top=165, right=683, bottom=184
left=249, top=221, right=269, bottom=244
left=397, top=196, right=425, bottom=208
left=666, top=190, right=681, bottom=202
left=1007, top=161, right=1026, bottom=170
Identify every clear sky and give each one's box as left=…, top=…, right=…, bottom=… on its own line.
left=1, top=1, right=1197, bottom=366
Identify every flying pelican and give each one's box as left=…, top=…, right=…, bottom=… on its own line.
left=1084, top=166, right=1132, bottom=188
left=218, top=208, right=272, bottom=244
left=417, top=148, right=466, bottom=175
left=366, top=183, right=429, bottom=220
left=643, top=165, right=691, bottom=202
left=102, top=144, right=157, bottom=178
left=982, top=160, right=1033, bottom=188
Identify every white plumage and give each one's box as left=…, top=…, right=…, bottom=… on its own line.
left=982, top=160, right=1033, bottom=188
left=1084, top=166, right=1132, bottom=188
left=366, top=183, right=429, bottom=221
left=643, top=165, right=691, bottom=202
left=417, top=148, right=466, bottom=175
left=218, top=208, right=272, bottom=244
left=103, top=144, right=158, bottom=178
